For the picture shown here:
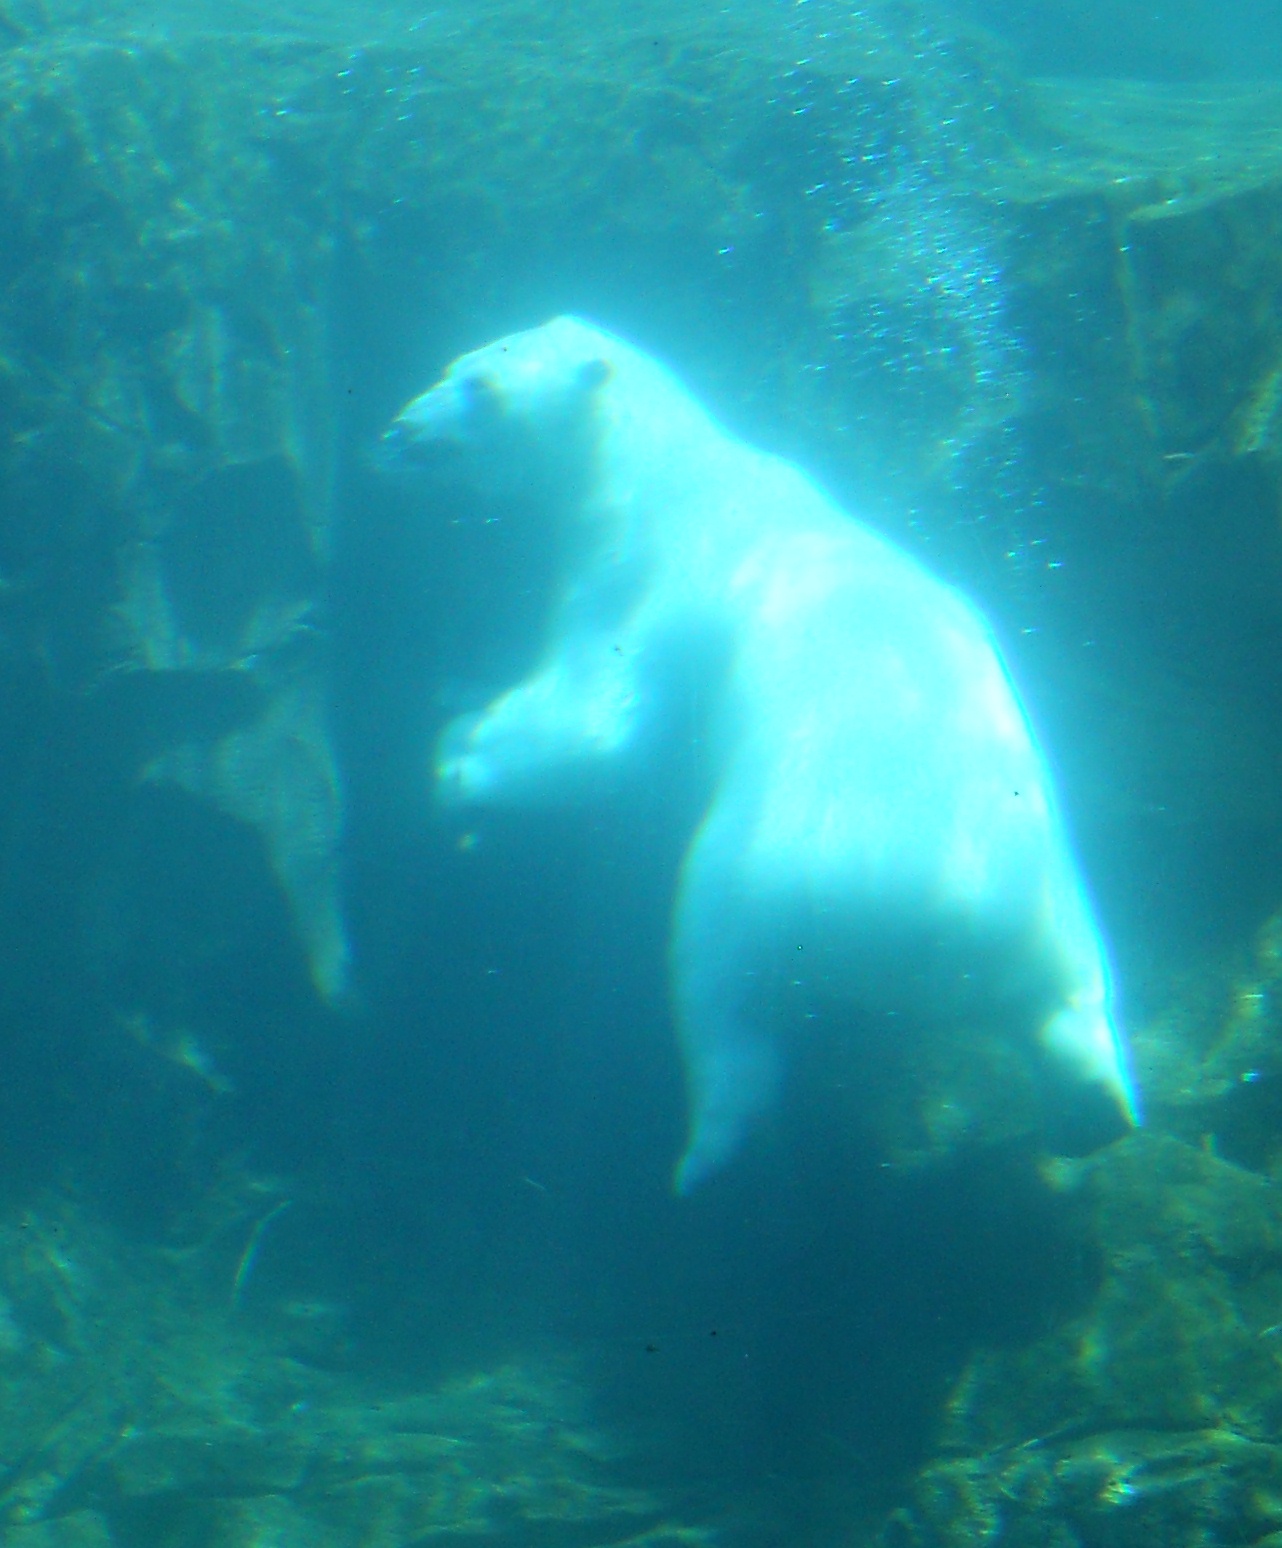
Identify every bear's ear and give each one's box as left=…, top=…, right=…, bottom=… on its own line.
left=577, top=357, right=612, bottom=392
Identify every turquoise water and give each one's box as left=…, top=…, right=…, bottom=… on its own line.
left=960, top=0, right=1282, bottom=80
left=0, top=3, right=1280, bottom=1545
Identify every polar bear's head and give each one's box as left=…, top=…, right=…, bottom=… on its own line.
left=383, top=316, right=614, bottom=497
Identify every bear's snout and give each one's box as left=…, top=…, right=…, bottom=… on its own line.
left=385, top=385, right=455, bottom=444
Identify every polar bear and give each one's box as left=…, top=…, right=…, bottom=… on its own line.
left=384, top=316, right=1137, bottom=1192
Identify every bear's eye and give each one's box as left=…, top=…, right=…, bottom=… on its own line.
left=460, top=373, right=499, bottom=407
left=578, top=358, right=612, bottom=391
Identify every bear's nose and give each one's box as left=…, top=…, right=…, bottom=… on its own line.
left=368, top=418, right=415, bottom=473
left=375, top=401, right=470, bottom=478
left=387, top=380, right=468, bottom=440
left=380, top=418, right=412, bottom=452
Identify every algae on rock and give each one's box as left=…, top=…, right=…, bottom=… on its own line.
left=0, top=1198, right=694, bottom=1548
left=881, top=1132, right=1282, bottom=1547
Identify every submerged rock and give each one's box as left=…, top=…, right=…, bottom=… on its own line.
left=0, top=1198, right=695, bottom=1547
left=879, top=1131, right=1282, bottom=1545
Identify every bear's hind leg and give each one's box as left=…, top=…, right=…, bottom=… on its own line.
left=672, top=1021, right=779, bottom=1195
left=670, top=823, right=779, bottom=1193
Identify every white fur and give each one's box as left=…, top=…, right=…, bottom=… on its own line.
left=388, top=316, right=1137, bottom=1191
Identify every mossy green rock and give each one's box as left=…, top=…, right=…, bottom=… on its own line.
left=882, top=1133, right=1282, bottom=1545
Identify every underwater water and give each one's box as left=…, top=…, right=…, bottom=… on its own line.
left=1, top=0, right=1282, bottom=1545
left=958, top=0, right=1282, bottom=81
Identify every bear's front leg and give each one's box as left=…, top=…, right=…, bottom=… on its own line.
left=435, top=642, right=647, bottom=808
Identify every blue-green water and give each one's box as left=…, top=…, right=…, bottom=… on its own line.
left=960, top=0, right=1282, bottom=81
left=0, top=3, right=1281, bottom=1545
